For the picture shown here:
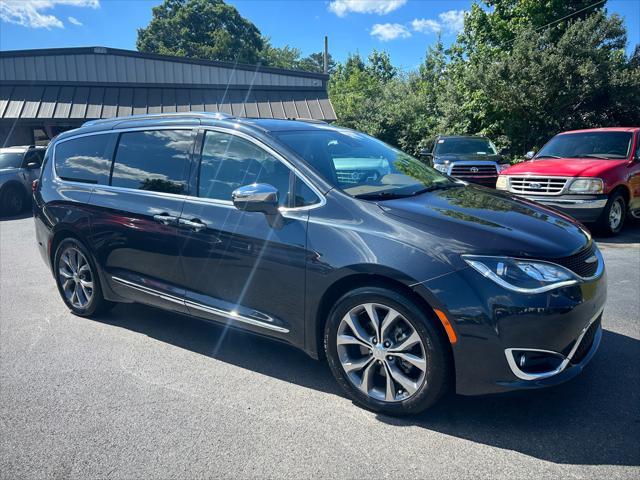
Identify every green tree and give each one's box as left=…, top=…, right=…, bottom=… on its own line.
left=260, top=39, right=302, bottom=69
left=297, top=52, right=337, bottom=74
left=440, top=7, right=639, bottom=154
left=137, top=0, right=264, bottom=64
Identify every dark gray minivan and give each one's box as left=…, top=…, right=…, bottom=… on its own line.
left=33, top=113, right=606, bottom=415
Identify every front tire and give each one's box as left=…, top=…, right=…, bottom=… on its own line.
left=54, top=238, right=114, bottom=316
left=595, top=191, right=626, bottom=236
left=1, top=185, right=25, bottom=216
left=324, top=287, right=451, bottom=416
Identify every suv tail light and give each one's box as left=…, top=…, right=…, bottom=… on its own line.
left=32, top=179, right=39, bottom=192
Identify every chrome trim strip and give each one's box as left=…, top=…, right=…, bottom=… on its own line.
left=111, top=276, right=186, bottom=306
left=184, top=300, right=290, bottom=333
left=51, top=124, right=326, bottom=212
left=111, top=275, right=289, bottom=334
left=505, top=309, right=602, bottom=381
left=521, top=196, right=607, bottom=210
left=199, top=126, right=326, bottom=212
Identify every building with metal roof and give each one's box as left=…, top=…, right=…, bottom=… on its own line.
left=0, top=47, right=336, bottom=147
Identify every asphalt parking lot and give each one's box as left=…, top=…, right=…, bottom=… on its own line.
left=1, top=213, right=639, bottom=479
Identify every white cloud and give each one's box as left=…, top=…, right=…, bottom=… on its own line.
left=411, top=18, right=441, bottom=34
left=0, top=0, right=99, bottom=29
left=438, top=9, right=466, bottom=32
left=370, top=23, right=411, bottom=42
left=67, top=16, right=82, bottom=26
left=329, top=0, right=406, bottom=17
left=411, top=9, right=466, bottom=35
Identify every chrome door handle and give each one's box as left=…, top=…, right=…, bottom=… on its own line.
left=153, top=213, right=177, bottom=225
left=178, top=218, right=206, bottom=232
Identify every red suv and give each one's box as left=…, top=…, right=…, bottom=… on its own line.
left=497, top=127, right=640, bottom=235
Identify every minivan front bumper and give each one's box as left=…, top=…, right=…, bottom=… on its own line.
left=413, top=253, right=607, bottom=396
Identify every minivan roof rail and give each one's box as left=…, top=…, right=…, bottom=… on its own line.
left=82, top=112, right=234, bottom=127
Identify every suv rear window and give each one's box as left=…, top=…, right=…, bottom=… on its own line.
left=111, top=129, right=194, bottom=194
left=55, top=135, right=114, bottom=184
left=0, top=151, right=23, bottom=169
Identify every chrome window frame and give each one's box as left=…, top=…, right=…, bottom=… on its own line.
left=197, top=126, right=326, bottom=212
left=51, top=125, right=326, bottom=212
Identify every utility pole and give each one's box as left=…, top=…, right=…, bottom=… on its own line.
left=323, top=36, right=329, bottom=74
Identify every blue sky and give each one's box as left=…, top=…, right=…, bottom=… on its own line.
left=0, top=0, right=638, bottom=70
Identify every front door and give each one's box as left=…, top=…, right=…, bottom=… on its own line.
left=178, top=129, right=318, bottom=346
left=89, top=128, right=196, bottom=313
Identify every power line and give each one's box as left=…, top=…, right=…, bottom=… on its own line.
left=502, top=0, right=607, bottom=47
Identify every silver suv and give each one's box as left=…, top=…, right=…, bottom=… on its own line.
left=0, top=146, right=45, bottom=216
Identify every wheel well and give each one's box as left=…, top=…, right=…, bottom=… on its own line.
left=315, top=274, right=454, bottom=367
left=611, top=184, right=630, bottom=205
left=49, top=229, right=80, bottom=268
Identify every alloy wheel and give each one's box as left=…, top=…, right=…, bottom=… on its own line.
left=609, top=199, right=623, bottom=231
left=336, top=303, right=427, bottom=403
left=58, top=246, right=94, bottom=309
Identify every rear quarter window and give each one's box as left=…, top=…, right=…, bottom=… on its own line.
left=55, top=134, right=115, bottom=184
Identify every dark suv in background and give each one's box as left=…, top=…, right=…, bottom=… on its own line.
left=421, top=135, right=510, bottom=188
left=0, top=145, right=44, bottom=215
left=33, top=113, right=605, bottom=415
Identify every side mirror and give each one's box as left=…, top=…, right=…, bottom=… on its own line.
left=524, top=151, right=536, bottom=160
left=499, top=147, right=510, bottom=156
left=27, top=162, right=41, bottom=169
left=232, top=183, right=279, bottom=215
left=419, top=148, right=433, bottom=159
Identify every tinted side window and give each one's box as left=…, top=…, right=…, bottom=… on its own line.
left=199, top=131, right=293, bottom=206
left=23, top=150, right=43, bottom=167
left=55, top=134, right=113, bottom=184
left=111, top=129, right=194, bottom=194
left=292, top=177, right=320, bottom=207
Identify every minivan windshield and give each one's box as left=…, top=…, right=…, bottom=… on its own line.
left=434, top=137, right=497, bottom=156
left=0, top=152, right=23, bottom=169
left=273, top=128, right=457, bottom=199
left=536, top=131, right=633, bottom=160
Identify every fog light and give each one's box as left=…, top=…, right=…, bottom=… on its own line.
left=512, top=350, right=564, bottom=374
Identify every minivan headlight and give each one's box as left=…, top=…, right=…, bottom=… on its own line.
left=568, top=178, right=603, bottom=194
left=462, top=255, right=578, bottom=294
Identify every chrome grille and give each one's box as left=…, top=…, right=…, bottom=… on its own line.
left=450, top=164, right=497, bottom=176
left=336, top=170, right=367, bottom=185
left=508, top=176, right=568, bottom=195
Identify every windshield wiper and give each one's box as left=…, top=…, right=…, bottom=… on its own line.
left=354, top=183, right=462, bottom=200
left=354, top=192, right=409, bottom=200
left=412, top=183, right=464, bottom=194
left=575, top=154, right=620, bottom=159
left=535, top=154, right=562, bottom=159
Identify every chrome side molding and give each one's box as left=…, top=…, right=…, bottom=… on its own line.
left=111, top=275, right=289, bottom=333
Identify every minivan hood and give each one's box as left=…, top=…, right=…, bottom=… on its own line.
left=503, top=158, right=628, bottom=177
left=380, top=185, right=589, bottom=259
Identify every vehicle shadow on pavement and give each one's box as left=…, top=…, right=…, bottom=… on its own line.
left=95, top=303, right=341, bottom=395
left=592, top=218, right=640, bottom=245
left=377, top=329, right=640, bottom=466
left=0, top=211, right=32, bottom=221
left=95, top=303, right=639, bottom=466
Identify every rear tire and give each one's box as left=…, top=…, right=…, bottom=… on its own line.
left=595, top=191, right=626, bottom=236
left=54, top=237, right=115, bottom=317
left=324, top=286, right=451, bottom=416
left=1, top=185, right=25, bottom=216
